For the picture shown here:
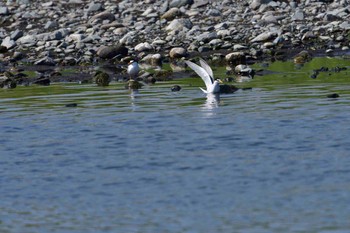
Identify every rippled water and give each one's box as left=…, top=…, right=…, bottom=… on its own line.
left=1, top=57, right=350, bottom=233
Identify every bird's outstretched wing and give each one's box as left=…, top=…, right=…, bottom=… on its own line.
left=199, top=87, right=208, bottom=94
left=199, top=58, right=214, bottom=83
left=185, top=60, right=213, bottom=91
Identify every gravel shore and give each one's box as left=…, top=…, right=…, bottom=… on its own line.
left=1, top=0, right=350, bottom=72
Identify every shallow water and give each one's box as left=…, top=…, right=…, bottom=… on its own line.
left=1, top=57, right=350, bottom=233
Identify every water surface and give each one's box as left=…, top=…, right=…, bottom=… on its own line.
left=1, top=57, right=350, bottom=233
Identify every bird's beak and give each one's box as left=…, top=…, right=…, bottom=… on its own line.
left=217, top=79, right=223, bottom=84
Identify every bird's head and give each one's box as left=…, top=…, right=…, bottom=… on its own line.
left=128, top=59, right=139, bottom=65
left=215, top=79, right=223, bottom=84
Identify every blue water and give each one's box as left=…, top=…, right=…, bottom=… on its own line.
left=1, top=78, right=350, bottom=232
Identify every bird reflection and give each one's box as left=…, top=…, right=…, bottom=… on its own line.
left=202, top=93, right=220, bottom=112
left=129, top=89, right=139, bottom=111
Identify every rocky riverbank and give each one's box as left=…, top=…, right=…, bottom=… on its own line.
left=1, top=0, right=350, bottom=85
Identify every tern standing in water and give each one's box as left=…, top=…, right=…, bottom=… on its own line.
left=127, top=60, right=140, bottom=80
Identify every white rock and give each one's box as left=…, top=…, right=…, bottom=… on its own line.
left=251, top=32, right=276, bottom=42
left=166, top=19, right=192, bottom=32
left=169, top=47, right=187, bottom=58
left=135, top=42, right=153, bottom=52
left=69, top=34, right=86, bottom=42
left=1, top=36, right=16, bottom=49
left=17, top=35, right=36, bottom=44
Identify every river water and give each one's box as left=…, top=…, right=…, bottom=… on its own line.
left=1, top=57, right=350, bottom=233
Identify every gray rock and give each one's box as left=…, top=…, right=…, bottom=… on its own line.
left=119, top=32, right=136, bottom=45
left=101, top=22, right=124, bottom=30
left=208, top=38, right=223, bottom=48
left=251, top=32, right=276, bottom=42
left=339, top=21, right=350, bottom=30
left=17, top=35, right=37, bottom=45
left=69, top=34, right=86, bottom=42
left=262, top=14, right=277, bottom=24
left=142, top=53, right=162, bottom=66
left=161, top=7, right=181, bottom=21
left=192, top=0, right=209, bottom=8
left=233, top=44, right=248, bottom=50
left=292, top=9, right=304, bottom=21
left=169, top=0, right=193, bottom=8
left=152, top=39, right=167, bottom=46
left=44, top=20, right=59, bottom=30
left=196, top=31, right=217, bottom=43
left=206, top=9, right=221, bottom=17
left=89, top=11, right=115, bottom=23
left=290, top=1, right=297, bottom=9
left=48, top=30, right=64, bottom=40
left=113, top=27, right=128, bottom=36
left=16, top=0, right=30, bottom=4
left=96, top=45, right=128, bottom=59
left=10, top=29, right=24, bottom=40
left=13, top=51, right=24, bottom=60
left=87, top=2, right=103, bottom=12
left=225, top=52, right=246, bottom=65
left=198, top=46, right=210, bottom=53
left=141, top=7, right=154, bottom=17
left=0, top=7, right=9, bottom=15
left=159, top=1, right=169, bottom=14
left=34, top=56, right=56, bottom=66
left=135, top=42, right=153, bottom=52
left=41, top=1, right=53, bottom=7
left=166, top=18, right=193, bottom=32
left=22, top=12, right=39, bottom=19
left=68, top=0, right=83, bottom=3
left=1, top=37, right=16, bottom=49
left=250, top=0, right=261, bottom=10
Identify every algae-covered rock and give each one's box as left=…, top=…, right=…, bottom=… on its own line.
left=153, top=70, right=173, bottom=81
left=0, top=77, right=17, bottom=89
left=126, top=79, right=143, bottom=90
left=294, top=50, right=312, bottom=64
left=94, top=70, right=110, bottom=86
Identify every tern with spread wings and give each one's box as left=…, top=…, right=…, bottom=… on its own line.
left=185, top=58, right=222, bottom=94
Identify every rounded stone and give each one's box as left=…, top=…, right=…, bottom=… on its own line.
left=169, top=47, right=188, bottom=59
left=225, top=52, right=246, bottom=65
left=97, top=45, right=128, bottom=59
left=161, top=8, right=181, bottom=21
